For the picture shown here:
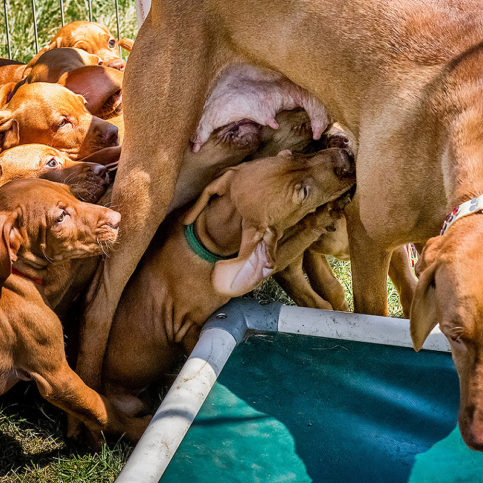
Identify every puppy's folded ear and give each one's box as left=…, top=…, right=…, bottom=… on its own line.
left=60, top=66, right=123, bottom=119
left=0, top=211, right=21, bottom=289
left=183, top=169, right=238, bottom=225
left=410, top=237, right=442, bottom=351
left=212, top=224, right=279, bottom=297
left=0, top=111, right=19, bottom=151
left=119, top=38, right=134, bottom=52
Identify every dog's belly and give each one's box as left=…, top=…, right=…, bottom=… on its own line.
left=192, top=64, right=330, bottom=151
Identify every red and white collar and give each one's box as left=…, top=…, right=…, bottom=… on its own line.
left=440, top=195, right=483, bottom=235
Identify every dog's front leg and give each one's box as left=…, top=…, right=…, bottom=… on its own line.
left=345, top=194, right=391, bottom=316
left=75, top=8, right=215, bottom=395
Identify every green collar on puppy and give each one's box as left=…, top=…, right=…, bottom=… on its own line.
left=184, top=222, right=237, bottom=264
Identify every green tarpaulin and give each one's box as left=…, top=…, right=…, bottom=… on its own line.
left=163, top=333, right=483, bottom=482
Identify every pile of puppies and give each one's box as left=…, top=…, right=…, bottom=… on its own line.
left=0, top=21, right=360, bottom=444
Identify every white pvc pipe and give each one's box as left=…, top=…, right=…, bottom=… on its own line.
left=278, top=305, right=450, bottom=352
left=116, top=327, right=237, bottom=483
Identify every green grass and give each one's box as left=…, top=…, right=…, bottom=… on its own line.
left=0, top=0, right=138, bottom=62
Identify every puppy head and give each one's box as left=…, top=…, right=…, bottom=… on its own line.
left=0, top=144, right=73, bottom=185
left=0, top=178, right=120, bottom=268
left=185, top=148, right=355, bottom=297
left=6, top=83, right=119, bottom=159
left=0, top=144, right=110, bottom=203
left=49, top=21, right=125, bottom=70
left=410, top=216, right=483, bottom=449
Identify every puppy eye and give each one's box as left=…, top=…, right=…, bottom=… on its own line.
left=295, top=183, right=310, bottom=202
left=449, top=334, right=463, bottom=344
left=108, top=38, right=116, bottom=49
left=58, top=118, right=69, bottom=128
left=55, top=210, right=67, bottom=223
left=46, top=158, right=58, bottom=168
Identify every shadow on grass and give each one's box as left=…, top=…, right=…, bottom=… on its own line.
left=0, top=382, right=133, bottom=481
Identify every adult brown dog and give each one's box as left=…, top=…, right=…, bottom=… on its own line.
left=0, top=179, right=148, bottom=442
left=79, top=0, right=483, bottom=449
left=0, top=82, right=119, bottom=159
left=102, top=148, right=354, bottom=420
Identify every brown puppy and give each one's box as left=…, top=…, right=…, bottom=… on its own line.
left=0, top=82, right=119, bottom=159
left=78, top=1, right=483, bottom=450
left=27, top=21, right=129, bottom=71
left=18, top=48, right=122, bottom=120
left=0, top=179, right=148, bottom=442
left=0, top=144, right=110, bottom=203
left=102, top=148, right=354, bottom=420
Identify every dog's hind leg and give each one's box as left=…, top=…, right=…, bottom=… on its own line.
left=75, top=5, right=219, bottom=394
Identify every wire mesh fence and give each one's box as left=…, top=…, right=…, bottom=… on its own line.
left=0, top=0, right=138, bottom=62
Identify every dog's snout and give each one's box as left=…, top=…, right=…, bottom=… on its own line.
left=106, top=59, right=125, bottom=71
left=333, top=149, right=355, bottom=178
left=105, top=210, right=121, bottom=229
left=460, top=406, right=483, bottom=450
left=91, top=164, right=107, bottom=177
left=95, top=121, right=119, bottom=147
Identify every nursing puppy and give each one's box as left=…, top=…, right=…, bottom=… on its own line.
left=102, top=148, right=354, bottom=420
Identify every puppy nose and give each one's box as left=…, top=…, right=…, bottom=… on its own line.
left=105, top=210, right=121, bottom=229
left=91, top=164, right=107, bottom=177
left=106, top=59, right=125, bottom=71
left=104, top=123, right=119, bottom=146
left=334, top=149, right=355, bottom=178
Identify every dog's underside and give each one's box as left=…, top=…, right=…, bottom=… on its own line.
left=77, top=0, right=483, bottom=449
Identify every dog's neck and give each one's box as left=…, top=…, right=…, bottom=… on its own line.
left=435, top=54, right=483, bottom=209
left=13, top=257, right=73, bottom=307
left=194, top=196, right=242, bottom=257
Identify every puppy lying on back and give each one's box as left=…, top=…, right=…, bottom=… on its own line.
left=102, top=148, right=355, bottom=420
left=0, top=82, right=119, bottom=158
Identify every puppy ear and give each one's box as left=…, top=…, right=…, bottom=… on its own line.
left=410, top=237, right=444, bottom=351
left=183, top=169, right=237, bottom=225
left=119, top=38, right=134, bottom=52
left=73, top=40, right=90, bottom=51
left=0, top=211, right=21, bottom=288
left=0, top=83, right=16, bottom=108
left=0, top=111, right=19, bottom=151
left=212, top=224, right=280, bottom=297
